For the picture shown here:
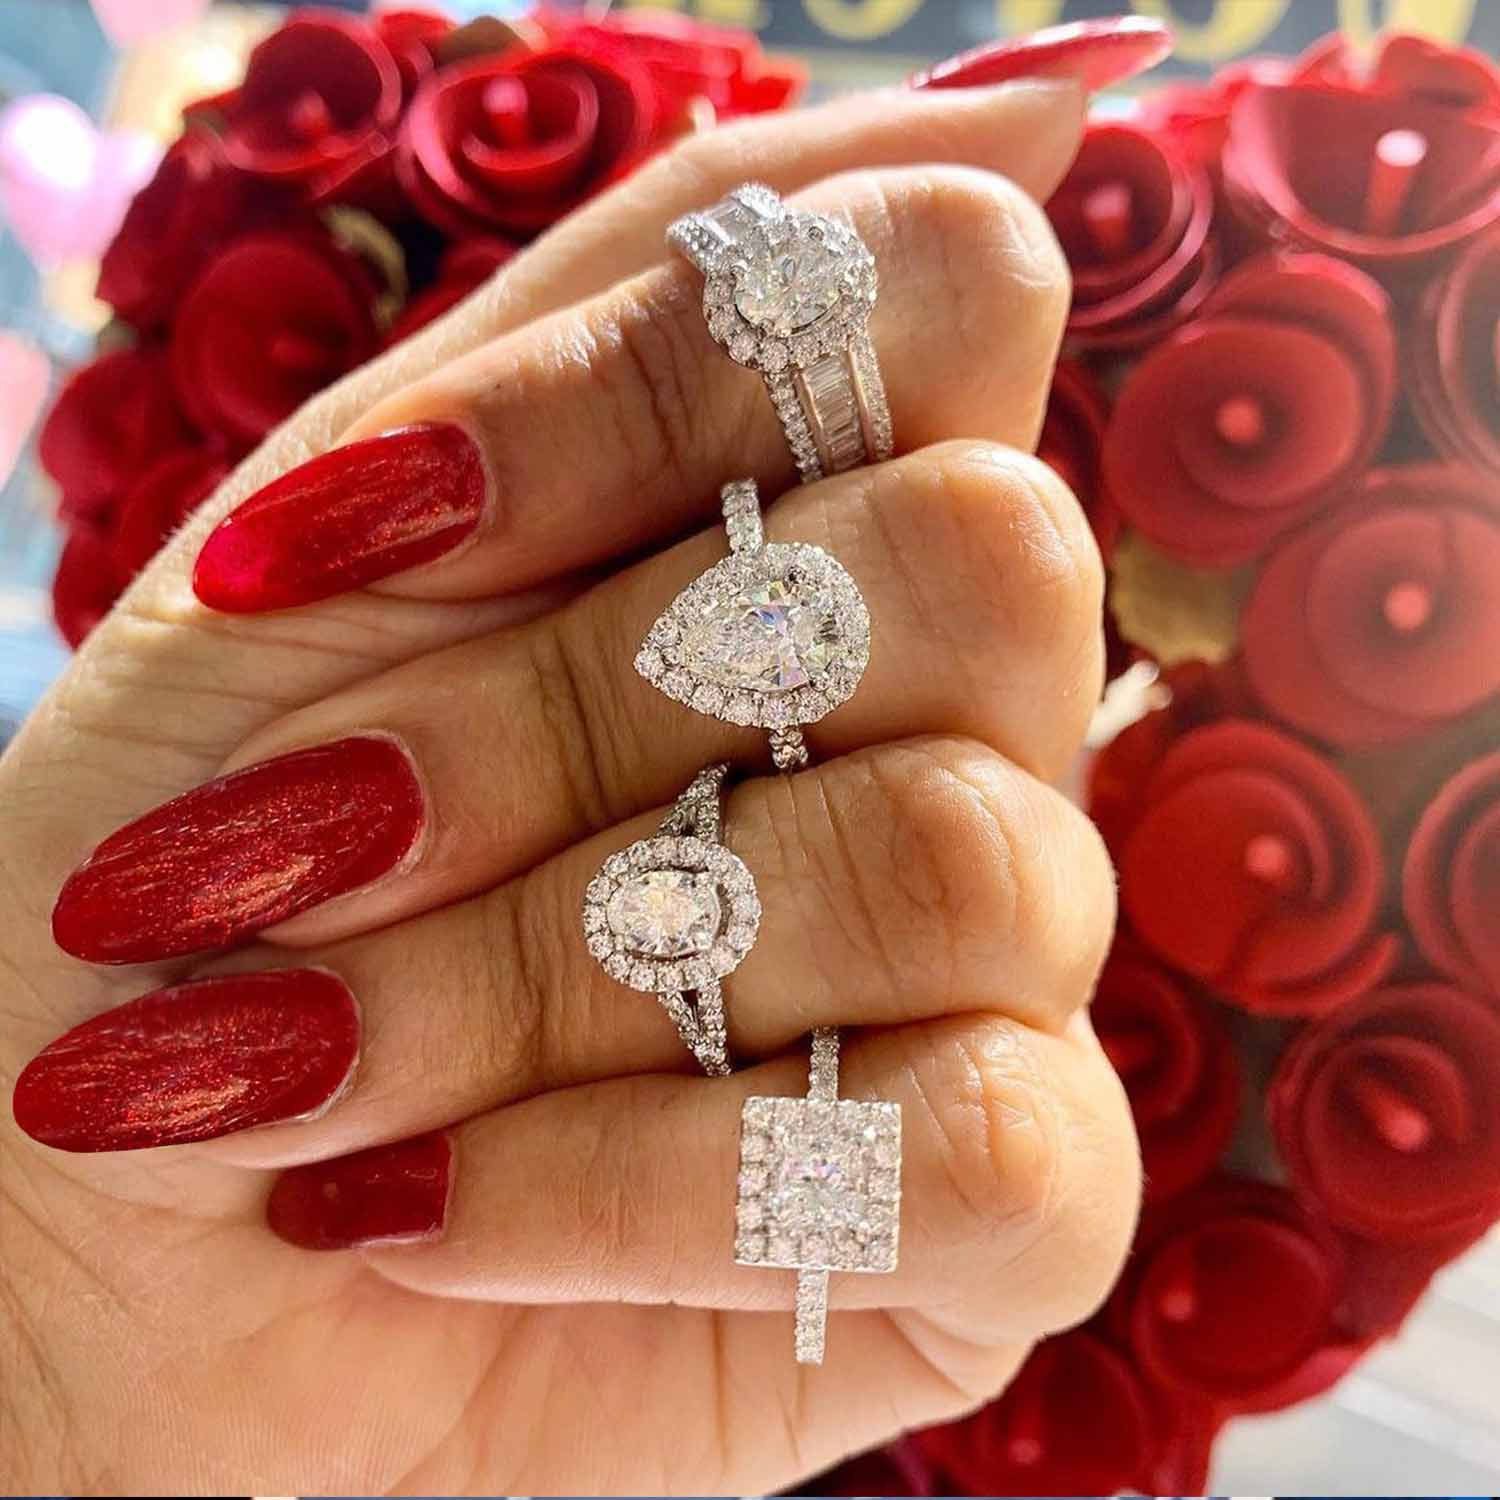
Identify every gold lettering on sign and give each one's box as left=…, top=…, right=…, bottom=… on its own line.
left=624, top=0, right=770, bottom=25
left=803, top=0, right=926, bottom=42
left=1130, top=0, right=1289, bottom=62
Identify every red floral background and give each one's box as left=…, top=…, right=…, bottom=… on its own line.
left=36, top=9, right=1500, bottom=1495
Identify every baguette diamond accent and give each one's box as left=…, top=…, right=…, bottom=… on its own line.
left=736, top=1028, right=902, bottom=1364
left=668, top=183, right=890, bottom=483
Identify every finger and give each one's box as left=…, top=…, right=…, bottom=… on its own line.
left=324, top=1015, right=1140, bottom=1349
left=52, top=444, right=1104, bottom=966
left=139, top=733, right=1112, bottom=1173
left=0, top=79, right=1082, bottom=1017
left=192, top=161, right=1072, bottom=611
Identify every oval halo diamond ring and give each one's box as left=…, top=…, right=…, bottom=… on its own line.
left=636, top=479, right=871, bottom=771
left=582, top=764, right=760, bottom=1077
left=668, top=183, right=893, bottom=484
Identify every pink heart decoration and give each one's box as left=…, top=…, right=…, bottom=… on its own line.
left=89, top=0, right=212, bottom=48
left=0, top=95, right=159, bottom=268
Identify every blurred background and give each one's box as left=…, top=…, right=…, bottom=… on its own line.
left=0, top=2, right=1496, bottom=1492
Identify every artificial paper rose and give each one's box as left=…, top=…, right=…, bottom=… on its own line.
left=912, top=1330, right=1157, bottom=1497
left=1117, top=720, right=1396, bottom=1016
left=1403, top=752, right=1500, bottom=995
left=95, top=131, right=267, bottom=329
left=212, top=9, right=403, bottom=196
left=1110, top=1176, right=1364, bottom=1411
left=38, top=346, right=192, bottom=527
left=1047, top=122, right=1215, bottom=350
left=1409, top=226, right=1500, bottom=479
left=1222, top=45, right=1500, bottom=277
left=1104, top=253, right=1395, bottom=567
left=1270, top=983, right=1500, bottom=1246
left=110, top=448, right=232, bottom=584
left=384, top=236, right=515, bottom=346
left=1288, top=30, right=1500, bottom=114
left=1093, top=943, right=1240, bottom=1204
left=51, top=524, right=122, bottom=649
left=169, top=229, right=381, bottom=446
left=1037, top=358, right=1119, bottom=557
left=1242, top=465, right=1500, bottom=747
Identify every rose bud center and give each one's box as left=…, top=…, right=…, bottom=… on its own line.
left=1346, top=1067, right=1433, bottom=1153
left=481, top=76, right=533, bottom=148
left=1363, top=128, right=1428, bottom=237
left=1081, top=180, right=1136, bottom=260
left=288, top=89, right=335, bottom=143
left=1242, top=831, right=1298, bottom=889
left=1382, top=578, right=1435, bottom=634
left=1214, top=393, right=1269, bottom=449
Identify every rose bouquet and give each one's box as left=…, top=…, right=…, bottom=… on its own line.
left=36, top=9, right=1500, bottom=1496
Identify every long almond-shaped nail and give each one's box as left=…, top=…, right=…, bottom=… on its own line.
left=910, top=16, right=1173, bottom=93
left=193, top=422, right=486, bottom=613
left=52, top=736, right=424, bottom=964
left=266, top=1132, right=452, bottom=1249
left=12, top=970, right=359, bottom=1152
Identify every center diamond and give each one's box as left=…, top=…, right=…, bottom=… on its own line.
left=606, top=870, right=720, bottom=958
left=769, top=1133, right=867, bottom=1230
left=681, top=575, right=841, bottom=693
left=734, top=238, right=848, bottom=337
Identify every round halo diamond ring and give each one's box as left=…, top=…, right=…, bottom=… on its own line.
left=736, top=1027, right=903, bottom=1365
left=668, top=183, right=893, bottom=484
left=582, top=764, right=759, bottom=1076
left=635, top=479, right=871, bottom=771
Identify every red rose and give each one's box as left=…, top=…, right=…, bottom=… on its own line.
left=398, top=40, right=658, bottom=238
left=373, top=8, right=452, bottom=97
left=52, top=524, right=123, bottom=649
left=1087, top=660, right=1258, bottom=855
left=1047, top=123, right=1216, bottom=351
left=385, top=237, right=516, bottom=346
left=1103, top=253, right=1396, bottom=567
left=170, top=230, right=380, bottom=446
left=38, top=347, right=193, bottom=527
left=1222, top=66, right=1500, bottom=277
left=1118, top=720, right=1396, bottom=1016
left=1242, top=465, right=1500, bottom=747
left=546, top=8, right=803, bottom=121
left=912, top=1330, right=1155, bottom=1497
left=1039, top=359, right=1119, bottom=558
left=1270, top=983, right=1500, bottom=1245
left=1136, top=59, right=1287, bottom=172
left=110, top=448, right=233, bottom=583
left=1404, top=753, right=1500, bottom=996
left=1094, top=943, right=1240, bottom=1203
left=1113, top=1177, right=1363, bottom=1410
left=216, top=10, right=402, bottom=197
left=96, top=131, right=266, bottom=329
left=1410, top=226, right=1500, bottom=479
left=1289, top=31, right=1500, bottom=114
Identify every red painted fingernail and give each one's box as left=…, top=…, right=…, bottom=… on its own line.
left=193, top=422, right=486, bottom=613
left=910, top=16, right=1173, bottom=94
left=12, top=970, right=359, bottom=1153
left=266, top=1132, right=452, bottom=1250
left=52, top=736, right=425, bottom=964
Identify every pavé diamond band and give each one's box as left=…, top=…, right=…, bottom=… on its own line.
left=668, top=183, right=893, bottom=484
left=636, top=479, right=871, bottom=772
left=582, top=764, right=760, bottom=1076
left=736, top=1026, right=903, bottom=1364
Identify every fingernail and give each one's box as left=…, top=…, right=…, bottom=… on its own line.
left=52, top=736, right=425, bottom=964
left=266, top=1132, right=452, bottom=1250
left=12, top=970, right=359, bottom=1152
left=910, top=16, right=1173, bottom=93
left=193, top=422, right=486, bottom=613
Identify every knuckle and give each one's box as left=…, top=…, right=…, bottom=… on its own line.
left=890, top=166, right=1070, bottom=353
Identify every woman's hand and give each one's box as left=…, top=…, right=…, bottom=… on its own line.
left=1, top=75, right=1140, bottom=1496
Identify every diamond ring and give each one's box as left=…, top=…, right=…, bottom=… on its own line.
left=736, top=1027, right=903, bottom=1364
left=582, top=764, right=759, bottom=1076
left=668, top=183, right=893, bottom=484
left=636, top=479, right=871, bottom=771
